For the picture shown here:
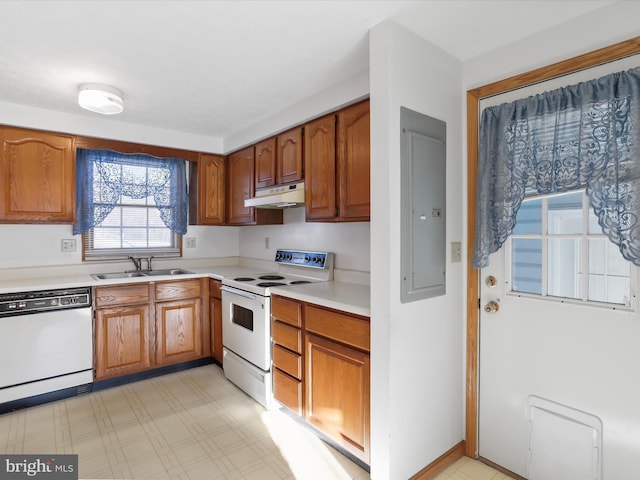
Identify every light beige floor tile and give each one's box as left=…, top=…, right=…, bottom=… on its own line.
left=0, top=365, right=380, bottom=480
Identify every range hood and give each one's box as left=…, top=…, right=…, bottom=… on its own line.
left=244, top=182, right=305, bottom=209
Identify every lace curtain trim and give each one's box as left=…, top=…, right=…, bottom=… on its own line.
left=472, top=67, right=640, bottom=268
left=73, top=149, right=188, bottom=236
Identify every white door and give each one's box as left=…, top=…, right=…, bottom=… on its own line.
left=476, top=55, right=640, bottom=479
left=477, top=192, right=640, bottom=478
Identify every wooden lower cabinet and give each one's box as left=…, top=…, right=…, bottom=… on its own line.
left=271, top=295, right=370, bottom=464
left=95, top=304, right=152, bottom=379
left=306, top=333, right=370, bottom=463
left=210, top=279, right=223, bottom=363
left=94, top=279, right=207, bottom=380
left=155, top=297, right=202, bottom=366
left=94, top=283, right=152, bottom=380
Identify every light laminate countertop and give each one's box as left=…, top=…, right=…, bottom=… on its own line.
left=0, top=264, right=370, bottom=317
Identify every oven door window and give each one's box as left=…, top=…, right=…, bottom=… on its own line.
left=231, top=304, right=254, bottom=331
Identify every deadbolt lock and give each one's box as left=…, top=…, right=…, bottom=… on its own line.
left=485, top=275, right=497, bottom=288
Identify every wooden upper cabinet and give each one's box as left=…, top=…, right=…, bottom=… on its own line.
left=337, top=100, right=370, bottom=221
left=226, top=146, right=256, bottom=225
left=197, top=153, right=225, bottom=225
left=0, top=127, right=76, bottom=223
left=255, top=137, right=277, bottom=189
left=277, top=127, right=303, bottom=185
left=304, top=113, right=337, bottom=221
left=226, top=146, right=283, bottom=226
left=304, top=100, right=370, bottom=223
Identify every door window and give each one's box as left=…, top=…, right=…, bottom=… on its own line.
left=509, top=190, right=633, bottom=307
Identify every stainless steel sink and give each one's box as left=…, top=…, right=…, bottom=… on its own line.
left=91, top=268, right=194, bottom=280
left=91, top=272, right=148, bottom=280
left=141, top=268, right=194, bottom=276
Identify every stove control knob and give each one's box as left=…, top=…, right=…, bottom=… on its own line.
left=286, top=254, right=293, bottom=260
left=304, top=255, right=311, bottom=263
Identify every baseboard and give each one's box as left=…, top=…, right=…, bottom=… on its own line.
left=92, top=357, right=215, bottom=391
left=478, top=456, right=526, bottom=480
left=410, top=440, right=466, bottom=480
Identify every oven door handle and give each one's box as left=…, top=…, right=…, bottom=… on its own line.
left=221, top=285, right=257, bottom=300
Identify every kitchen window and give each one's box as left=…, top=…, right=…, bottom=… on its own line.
left=508, top=190, right=634, bottom=307
left=73, top=149, right=188, bottom=260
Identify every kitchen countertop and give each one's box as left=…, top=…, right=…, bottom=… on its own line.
left=0, top=263, right=370, bottom=317
left=270, top=281, right=370, bottom=317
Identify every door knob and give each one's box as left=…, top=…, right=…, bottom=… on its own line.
left=484, top=301, right=499, bottom=313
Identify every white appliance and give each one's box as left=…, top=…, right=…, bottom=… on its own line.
left=0, top=287, right=93, bottom=410
left=244, top=182, right=305, bottom=209
left=221, top=249, right=334, bottom=408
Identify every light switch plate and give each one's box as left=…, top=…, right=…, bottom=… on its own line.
left=451, top=242, right=462, bottom=263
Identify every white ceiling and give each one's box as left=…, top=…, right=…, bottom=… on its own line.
left=0, top=0, right=616, bottom=140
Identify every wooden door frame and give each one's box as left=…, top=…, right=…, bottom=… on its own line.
left=465, top=36, right=640, bottom=458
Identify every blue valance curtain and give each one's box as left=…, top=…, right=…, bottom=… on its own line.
left=472, top=67, right=640, bottom=268
left=73, top=149, right=188, bottom=235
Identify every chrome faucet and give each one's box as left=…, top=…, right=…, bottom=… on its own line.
left=128, top=256, right=142, bottom=271
left=144, top=256, right=154, bottom=272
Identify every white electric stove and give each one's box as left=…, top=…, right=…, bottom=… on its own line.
left=221, top=249, right=334, bottom=408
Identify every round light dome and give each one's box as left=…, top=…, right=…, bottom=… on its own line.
left=78, top=83, right=124, bottom=115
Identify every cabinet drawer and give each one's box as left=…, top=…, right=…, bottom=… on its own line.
left=272, top=320, right=302, bottom=353
left=95, top=283, right=150, bottom=307
left=305, top=305, right=370, bottom=352
left=272, top=296, right=303, bottom=327
left=273, top=344, right=302, bottom=379
left=155, top=279, right=202, bottom=301
left=273, top=368, right=302, bottom=415
left=210, top=279, right=222, bottom=299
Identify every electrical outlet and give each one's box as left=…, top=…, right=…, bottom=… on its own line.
left=450, top=241, right=462, bottom=263
left=185, top=237, right=196, bottom=248
left=61, top=239, right=76, bottom=252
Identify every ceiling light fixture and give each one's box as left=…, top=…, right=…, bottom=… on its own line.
left=78, top=83, right=124, bottom=115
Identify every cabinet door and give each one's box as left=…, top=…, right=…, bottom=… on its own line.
left=306, top=333, right=370, bottom=463
left=255, top=137, right=276, bottom=189
left=198, top=153, right=225, bottom=225
left=304, top=114, right=336, bottom=221
left=155, top=298, right=203, bottom=365
left=337, top=100, right=370, bottom=221
left=95, top=305, right=152, bottom=379
left=210, top=296, right=223, bottom=363
left=277, top=127, right=303, bottom=185
left=0, top=127, right=75, bottom=223
left=226, top=146, right=255, bottom=225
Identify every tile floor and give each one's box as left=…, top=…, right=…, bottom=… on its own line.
left=433, top=457, right=514, bottom=480
left=0, top=364, right=508, bottom=480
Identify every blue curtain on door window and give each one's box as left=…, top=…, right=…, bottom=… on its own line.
left=472, top=67, right=640, bottom=268
left=73, top=149, right=188, bottom=235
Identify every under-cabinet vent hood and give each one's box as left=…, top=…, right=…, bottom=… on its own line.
left=244, top=182, right=305, bottom=209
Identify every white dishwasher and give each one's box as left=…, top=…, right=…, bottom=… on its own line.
left=0, top=287, right=93, bottom=410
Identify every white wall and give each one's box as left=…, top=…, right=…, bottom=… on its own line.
left=238, top=207, right=370, bottom=273
left=0, top=223, right=239, bottom=269
left=370, top=20, right=464, bottom=479
left=224, top=71, right=369, bottom=153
